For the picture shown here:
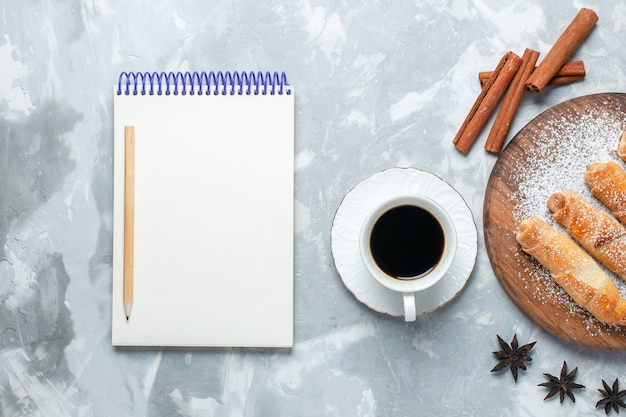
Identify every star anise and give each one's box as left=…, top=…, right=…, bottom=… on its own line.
left=491, top=334, right=536, bottom=382
left=596, top=378, right=626, bottom=414
left=538, top=361, right=585, bottom=403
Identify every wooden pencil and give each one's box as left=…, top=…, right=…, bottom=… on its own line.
left=124, top=126, right=135, bottom=320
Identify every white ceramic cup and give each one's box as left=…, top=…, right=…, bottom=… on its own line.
left=359, top=194, right=457, bottom=322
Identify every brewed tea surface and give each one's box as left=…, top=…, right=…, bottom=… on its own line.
left=370, top=205, right=444, bottom=278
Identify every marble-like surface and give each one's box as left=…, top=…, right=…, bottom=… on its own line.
left=2, top=1, right=626, bottom=415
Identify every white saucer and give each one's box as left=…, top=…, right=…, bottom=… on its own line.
left=330, top=167, right=477, bottom=318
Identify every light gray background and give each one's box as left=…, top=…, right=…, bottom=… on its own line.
left=1, top=1, right=626, bottom=416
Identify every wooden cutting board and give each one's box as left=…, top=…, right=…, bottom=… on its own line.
left=484, top=93, right=626, bottom=350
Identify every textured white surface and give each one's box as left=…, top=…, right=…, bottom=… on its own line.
left=1, top=1, right=626, bottom=416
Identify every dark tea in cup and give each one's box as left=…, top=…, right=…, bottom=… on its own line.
left=369, top=204, right=445, bottom=279
left=359, top=194, right=457, bottom=321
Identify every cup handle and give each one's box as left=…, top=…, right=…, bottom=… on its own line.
left=402, top=292, right=416, bottom=322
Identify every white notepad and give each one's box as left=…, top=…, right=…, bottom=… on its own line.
left=112, top=71, right=294, bottom=347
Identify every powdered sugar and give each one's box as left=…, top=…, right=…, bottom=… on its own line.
left=514, top=106, right=625, bottom=224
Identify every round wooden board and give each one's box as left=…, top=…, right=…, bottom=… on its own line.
left=484, top=93, right=626, bottom=350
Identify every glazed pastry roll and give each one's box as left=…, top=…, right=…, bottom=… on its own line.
left=585, top=161, right=626, bottom=224
left=516, top=216, right=626, bottom=326
left=547, top=189, right=626, bottom=281
left=619, top=130, right=626, bottom=161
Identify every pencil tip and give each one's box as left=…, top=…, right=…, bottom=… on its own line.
left=124, top=302, right=132, bottom=320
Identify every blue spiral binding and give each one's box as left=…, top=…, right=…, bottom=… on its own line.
left=116, top=71, right=291, bottom=96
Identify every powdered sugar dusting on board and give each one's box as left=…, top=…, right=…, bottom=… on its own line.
left=511, top=98, right=626, bottom=335
left=514, top=106, right=625, bottom=223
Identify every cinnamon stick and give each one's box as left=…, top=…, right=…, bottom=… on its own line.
left=525, top=8, right=598, bottom=92
left=552, top=59, right=586, bottom=77
left=548, top=74, right=585, bottom=87
left=478, top=60, right=585, bottom=88
left=453, top=51, right=522, bottom=154
left=484, top=49, right=540, bottom=153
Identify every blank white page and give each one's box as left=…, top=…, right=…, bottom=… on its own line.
left=112, top=82, right=294, bottom=347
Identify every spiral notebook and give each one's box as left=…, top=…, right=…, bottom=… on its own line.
left=111, top=71, right=294, bottom=347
